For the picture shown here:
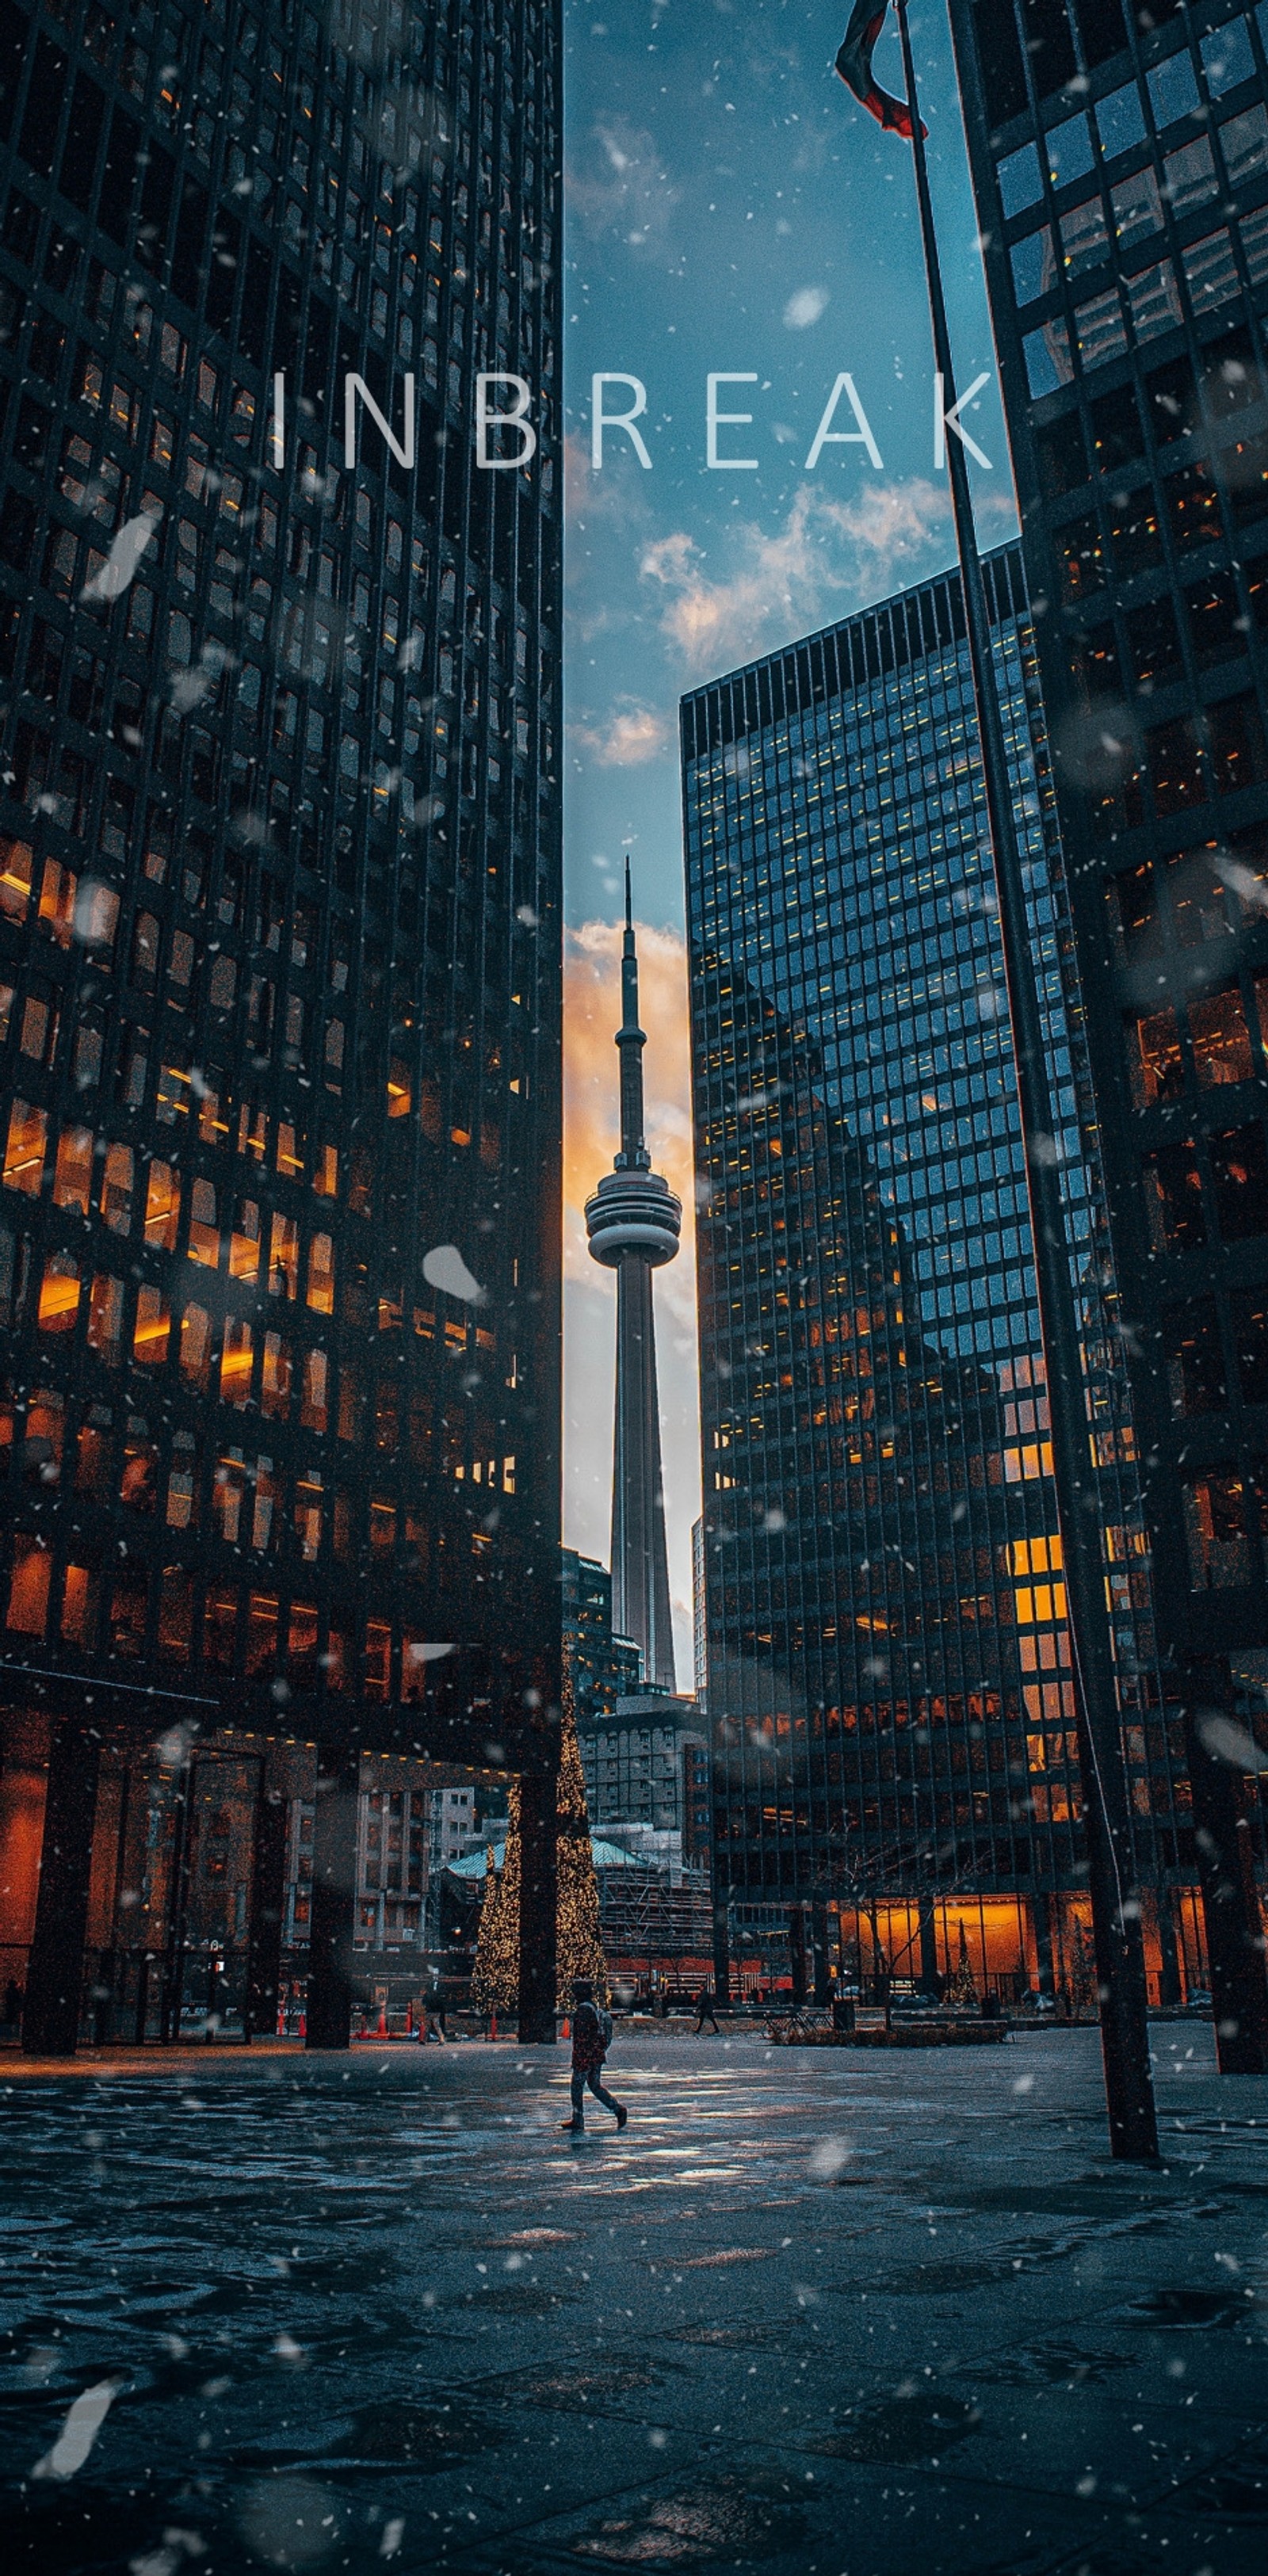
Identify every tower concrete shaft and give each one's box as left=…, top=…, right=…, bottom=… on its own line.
left=585, top=872, right=681, bottom=1693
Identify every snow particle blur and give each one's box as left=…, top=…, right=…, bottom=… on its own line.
left=379, top=2524, right=405, bottom=2561
left=239, top=2476, right=343, bottom=2569
left=129, top=2530, right=204, bottom=2576
left=155, top=1723, right=195, bottom=1766
left=422, top=1245, right=486, bottom=1303
left=808, top=2135, right=853, bottom=2180
left=81, top=511, right=162, bottom=602
left=783, top=285, right=829, bottom=329
left=1195, top=1712, right=1267, bottom=1773
left=32, top=2377, right=122, bottom=2480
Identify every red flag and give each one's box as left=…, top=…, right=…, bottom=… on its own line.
left=835, top=1, right=927, bottom=141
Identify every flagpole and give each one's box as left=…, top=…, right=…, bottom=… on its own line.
left=884, top=0, right=1158, bottom=2159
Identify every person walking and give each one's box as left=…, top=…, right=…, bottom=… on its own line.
left=693, top=1984, right=720, bottom=2034
left=561, top=1978, right=627, bottom=2134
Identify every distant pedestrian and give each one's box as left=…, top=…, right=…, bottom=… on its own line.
left=694, top=1986, right=720, bottom=2034
left=561, top=1978, right=626, bottom=2134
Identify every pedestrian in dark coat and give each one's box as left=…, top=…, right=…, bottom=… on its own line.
left=561, top=1978, right=627, bottom=2132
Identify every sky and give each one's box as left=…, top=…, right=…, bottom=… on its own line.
left=559, top=0, right=1021, bottom=1680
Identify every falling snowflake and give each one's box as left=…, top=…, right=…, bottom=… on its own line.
left=32, top=2379, right=123, bottom=2481
left=783, top=285, right=829, bottom=329
left=422, top=1245, right=486, bottom=1303
left=80, top=512, right=162, bottom=602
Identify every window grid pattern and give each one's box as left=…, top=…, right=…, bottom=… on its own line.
left=682, top=545, right=1182, bottom=1907
left=0, top=0, right=563, bottom=1741
left=953, top=0, right=1268, bottom=1719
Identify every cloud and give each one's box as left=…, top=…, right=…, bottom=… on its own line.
left=640, top=529, right=698, bottom=589
left=831, top=475, right=959, bottom=567
left=567, top=118, right=680, bottom=249
left=572, top=703, right=670, bottom=768
left=783, top=285, right=829, bottom=329
left=639, top=479, right=991, bottom=674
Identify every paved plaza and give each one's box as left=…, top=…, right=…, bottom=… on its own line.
left=1, top=2025, right=1266, bottom=2574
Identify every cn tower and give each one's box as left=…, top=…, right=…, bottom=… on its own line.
left=585, top=868, right=682, bottom=1693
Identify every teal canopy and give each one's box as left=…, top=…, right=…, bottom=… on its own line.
left=447, top=1834, right=640, bottom=1880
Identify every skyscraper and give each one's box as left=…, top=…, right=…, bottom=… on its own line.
left=560, top=1545, right=640, bottom=1733
left=0, top=0, right=563, bottom=2051
left=585, top=875, right=681, bottom=1692
left=949, top=0, right=1268, bottom=2050
left=682, top=544, right=1194, bottom=2006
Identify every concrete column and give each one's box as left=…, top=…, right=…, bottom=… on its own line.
left=22, top=1718, right=101, bottom=2058
left=306, top=1744, right=360, bottom=2051
left=1181, top=1660, right=1268, bottom=2074
left=712, top=1883, right=731, bottom=2008
left=918, top=1898, right=940, bottom=1995
left=518, top=1763, right=557, bottom=2042
left=789, top=1906, right=807, bottom=2009
left=158, top=1762, right=195, bottom=2044
left=1032, top=1890, right=1056, bottom=2000
left=1155, top=1886, right=1182, bottom=2009
left=245, top=1762, right=288, bottom=2043
left=811, top=1901, right=831, bottom=2005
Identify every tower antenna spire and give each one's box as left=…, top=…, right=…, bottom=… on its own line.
left=585, top=872, right=682, bottom=1693
left=616, top=872, right=647, bottom=1168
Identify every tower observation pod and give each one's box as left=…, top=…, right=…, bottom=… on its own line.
left=585, top=869, right=682, bottom=1693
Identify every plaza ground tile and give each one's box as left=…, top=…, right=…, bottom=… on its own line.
left=2, top=2028, right=1267, bottom=2574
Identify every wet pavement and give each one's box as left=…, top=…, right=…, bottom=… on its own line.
left=1, top=2024, right=1266, bottom=2574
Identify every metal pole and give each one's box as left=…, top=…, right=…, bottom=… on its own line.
left=888, top=0, right=1157, bottom=2158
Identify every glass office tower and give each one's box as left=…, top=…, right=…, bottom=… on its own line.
left=0, top=0, right=563, bottom=2049
left=948, top=0, right=1268, bottom=2036
left=682, top=544, right=1194, bottom=2006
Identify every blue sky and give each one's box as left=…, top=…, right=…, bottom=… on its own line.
left=560, top=0, right=1021, bottom=1673
left=562, top=0, right=1018, bottom=935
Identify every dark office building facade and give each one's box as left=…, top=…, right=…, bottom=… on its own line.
left=561, top=1546, right=640, bottom=1730
left=948, top=0, right=1268, bottom=2021
left=682, top=547, right=1205, bottom=2005
left=0, top=0, right=563, bottom=2047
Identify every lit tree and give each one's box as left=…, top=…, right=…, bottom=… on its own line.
left=469, top=1665, right=607, bottom=2021
left=556, top=1658, right=608, bottom=2006
left=471, top=1818, right=518, bottom=2017
left=945, top=1919, right=979, bottom=2010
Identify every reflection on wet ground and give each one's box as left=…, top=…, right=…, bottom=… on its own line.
left=1, top=2027, right=1266, bottom=2571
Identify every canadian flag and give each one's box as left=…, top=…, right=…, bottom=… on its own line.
left=835, top=2, right=927, bottom=142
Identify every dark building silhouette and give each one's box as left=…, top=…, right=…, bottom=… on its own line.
left=560, top=1546, right=640, bottom=1730
left=585, top=875, right=681, bottom=1691
left=682, top=547, right=1200, bottom=2008
left=949, top=0, right=1268, bottom=2044
left=0, top=0, right=563, bottom=2051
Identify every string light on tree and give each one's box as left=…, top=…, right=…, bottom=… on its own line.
left=472, top=1826, right=517, bottom=2018
left=554, top=1659, right=608, bottom=2009
left=468, top=1667, right=608, bottom=2022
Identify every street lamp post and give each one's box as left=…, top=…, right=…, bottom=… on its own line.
left=837, top=0, right=1158, bottom=2158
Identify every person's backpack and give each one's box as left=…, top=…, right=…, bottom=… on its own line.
left=598, top=2002, right=614, bottom=2051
